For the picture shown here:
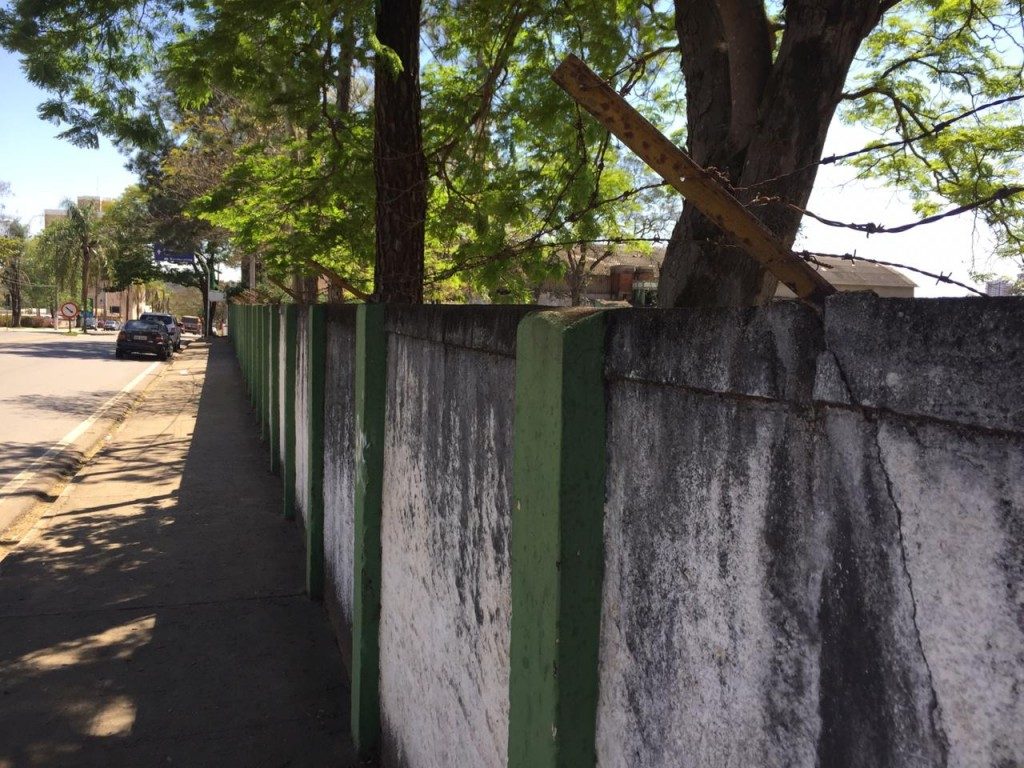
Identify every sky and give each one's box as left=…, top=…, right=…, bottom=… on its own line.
left=0, top=50, right=138, bottom=230
left=0, top=47, right=1012, bottom=298
left=795, top=121, right=1003, bottom=298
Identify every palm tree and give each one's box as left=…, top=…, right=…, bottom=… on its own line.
left=37, top=199, right=102, bottom=330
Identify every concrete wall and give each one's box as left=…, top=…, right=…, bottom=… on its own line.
left=294, top=306, right=310, bottom=525
left=595, top=295, right=1024, bottom=768
left=233, top=296, right=1022, bottom=768
left=323, top=305, right=357, bottom=665
left=377, top=307, right=533, bottom=768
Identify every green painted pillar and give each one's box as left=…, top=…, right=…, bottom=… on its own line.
left=269, top=306, right=281, bottom=474
left=245, top=307, right=251, bottom=380
left=245, top=306, right=253, bottom=396
left=351, top=303, right=386, bottom=759
left=246, top=307, right=252, bottom=387
left=260, top=307, right=268, bottom=438
left=241, top=307, right=247, bottom=384
left=282, top=304, right=298, bottom=519
left=239, top=306, right=245, bottom=373
left=266, top=306, right=273, bottom=444
left=508, top=309, right=607, bottom=768
left=239, top=307, right=245, bottom=380
left=253, top=305, right=261, bottom=411
left=251, top=308, right=258, bottom=415
left=306, top=304, right=327, bottom=599
left=260, top=305, right=268, bottom=438
left=251, top=306, right=257, bottom=394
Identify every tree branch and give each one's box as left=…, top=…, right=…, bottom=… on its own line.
left=303, top=255, right=371, bottom=301
left=782, top=185, right=1024, bottom=234
left=267, top=275, right=299, bottom=300
left=715, top=0, right=772, bottom=151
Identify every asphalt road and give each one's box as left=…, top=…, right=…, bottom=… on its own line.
left=0, top=329, right=165, bottom=489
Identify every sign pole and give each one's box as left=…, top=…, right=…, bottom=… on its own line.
left=194, top=252, right=211, bottom=338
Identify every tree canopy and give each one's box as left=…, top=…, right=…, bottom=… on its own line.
left=2, top=0, right=1020, bottom=305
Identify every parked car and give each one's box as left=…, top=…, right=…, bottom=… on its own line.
left=179, top=315, right=201, bottom=334
left=116, top=319, right=173, bottom=360
left=103, top=319, right=120, bottom=331
left=139, top=312, right=182, bottom=351
left=83, top=315, right=98, bottom=330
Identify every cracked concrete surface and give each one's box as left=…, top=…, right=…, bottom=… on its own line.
left=0, top=340, right=356, bottom=767
left=596, top=295, right=1024, bottom=768
left=871, top=421, right=950, bottom=763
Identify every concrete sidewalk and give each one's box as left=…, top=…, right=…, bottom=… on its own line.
left=0, top=340, right=357, bottom=767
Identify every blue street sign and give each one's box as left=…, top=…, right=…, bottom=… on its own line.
left=154, top=244, right=195, bottom=265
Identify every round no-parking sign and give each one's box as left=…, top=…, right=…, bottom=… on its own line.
left=59, top=301, right=80, bottom=319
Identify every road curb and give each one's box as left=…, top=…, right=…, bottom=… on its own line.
left=0, top=340, right=200, bottom=560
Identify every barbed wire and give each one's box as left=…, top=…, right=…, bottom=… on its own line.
left=755, top=185, right=1024, bottom=235
left=732, top=92, right=1024, bottom=193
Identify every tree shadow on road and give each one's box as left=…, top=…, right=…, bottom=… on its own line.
left=0, top=392, right=122, bottom=420
left=0, top=339, right=122, bottom=362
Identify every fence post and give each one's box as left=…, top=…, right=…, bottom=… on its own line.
left=269, top=306, right=281, bottom=474
left=255, top=305, right=261, bottom=413
left=508, top=309, right=607, bottom=768
left=240, top=307, right=247, bottom=386
left=266, top=305, right=274, bottom=438
left=306, top=304, right=327, bottom=598
left=241, top=307, right=248, bottom=385
left=240, top=306, right=246, bottom=381
left=259, top=306, right=268, bottom=439
left=351, top=303, right=386, bottom=759
left=282, top=304, right=298, bottom=519
left=245, top=307, right=251, bottom=395
left=253, top=307, right=260, bottom=425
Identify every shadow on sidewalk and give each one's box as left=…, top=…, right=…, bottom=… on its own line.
left=0, top=340, right=356, bottom=767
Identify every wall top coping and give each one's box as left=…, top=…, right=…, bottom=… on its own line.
left=606, top=295, right=1024, bottom=435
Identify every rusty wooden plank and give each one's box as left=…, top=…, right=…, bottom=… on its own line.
left=552, top=53, right=836, bottom=307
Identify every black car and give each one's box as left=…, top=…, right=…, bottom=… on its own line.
left=116, top=319, right=173, bottom=360
left=139, top=312, right=182, bottom=351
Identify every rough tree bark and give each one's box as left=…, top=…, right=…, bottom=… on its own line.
left=373, top=0, right=426, bottom=304
left=9, top=263, right=22, bottom=328
left=658, top=0, right=891, bottom=307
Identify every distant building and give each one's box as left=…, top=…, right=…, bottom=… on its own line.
left=774, top=255, right=916, bottom=299
left=986, top=279, right=1014, bottom=297
left=42, top=196, right=115, bottom=229
left=537, top=247, right=916, bottom=306
left=537, top=249, right=661, bottom=306
left=43, top=209, right=66, bottom=228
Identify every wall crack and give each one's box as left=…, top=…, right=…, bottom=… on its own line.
left=872, top=423, right=951, bottom=765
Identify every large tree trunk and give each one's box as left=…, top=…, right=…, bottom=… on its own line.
left=659, top=0, right=888, bottom=308
left=291, top=274, right=319, bottom=305
left=10, top=268, right=22, bottom=328
left=373, top=0, right=426, bottom=304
